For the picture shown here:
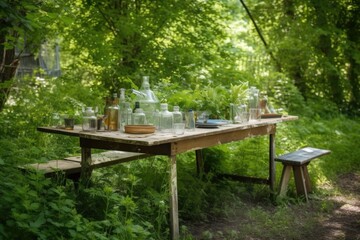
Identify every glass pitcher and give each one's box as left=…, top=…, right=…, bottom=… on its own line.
left=137, top=76, right=159, bottom=125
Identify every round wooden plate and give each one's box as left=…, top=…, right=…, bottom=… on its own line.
left=124, top=125, right=156, bottom=134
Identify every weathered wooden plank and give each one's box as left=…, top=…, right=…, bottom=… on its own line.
left=23, top=151, right=150, bottom=179
left=171, top=125, right=276, bottom=155
left=65, top=151, right=150, bottom=169
left=37, top=116, right=298, bottom=146
left=25, top=160, right=81, bottom=176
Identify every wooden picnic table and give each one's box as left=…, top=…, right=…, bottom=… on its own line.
left=38, top=115, right=298, bottom=240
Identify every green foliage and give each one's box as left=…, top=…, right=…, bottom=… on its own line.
left=1, top=1, right=360, bottom=239
left=249, top=0, right=360, bottom=114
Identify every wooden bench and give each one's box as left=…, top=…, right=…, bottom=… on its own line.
left=23, top=151, right=150, bottom=181
left=275, top=147, right=331, bottom=201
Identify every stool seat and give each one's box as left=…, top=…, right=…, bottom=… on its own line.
left=275, top=147, right=331, bottom=201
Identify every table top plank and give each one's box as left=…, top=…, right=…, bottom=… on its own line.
left=38, top=116, right=298, bottom=147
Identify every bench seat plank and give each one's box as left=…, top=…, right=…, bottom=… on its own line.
left=64, top=151, right=150, bottom=169
left=275, top=147, right=330, bottom=165
left=26, top=160, right=81, bottom=176
left=23, top=151, right=150, bottom=179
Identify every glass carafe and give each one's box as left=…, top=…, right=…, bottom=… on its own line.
left=137, top=76, right=159, bottom=125
left=82, top=107, right=97, bottom=132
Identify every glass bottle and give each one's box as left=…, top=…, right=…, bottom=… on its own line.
left=153, top=109, right=161, bottom=130
left=132, top=102, right=147, bottom=125
left=172, top=106, right=183, bottom=124
left=103, top=96, right=112, bottom=130
left=82, top=107, right=97, bottom=132
left=159, top=103, right=173, bottom=133
left=125, top=102, right=133, bottom=125
left=186, top=109, right=195, bottom=131
left=120, top=102, right=132, bottom=131
left=119, top=88, right=128, bottom=132
left=248, top=86, right=260, bottom=121
left=108, top=93, right=119, bottom=131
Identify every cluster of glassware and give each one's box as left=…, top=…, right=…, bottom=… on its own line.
left=229, top=86, right=267, bottom=124
left=81, top=76, right=194, bottom=134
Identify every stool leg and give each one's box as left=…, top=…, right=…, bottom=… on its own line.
left=278, top=165, right=292, bottom=197
left=293, top=166, right=309, bottom=202
left=302, top=164, right=312, bottom=193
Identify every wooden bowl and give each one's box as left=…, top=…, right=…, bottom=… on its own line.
left=124, top=125, right=156, bottom=134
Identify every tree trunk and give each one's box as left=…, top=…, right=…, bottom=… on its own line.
left=313, top=2, right=343, bottom=107
left=282, top=0, right=308, bottom=99
left=0, top=34, right=19, bottom=112
left=345, top=1, right=360, bottom=114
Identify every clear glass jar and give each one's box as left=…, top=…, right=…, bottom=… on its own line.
left=159, top=103, right=173, bottom=133
left=82, top=107, right=97, bottom=132
left=172, top=106, right=183, bottom=124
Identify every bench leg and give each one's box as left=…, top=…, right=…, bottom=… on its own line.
left=278, top=165, right=292, bottom=197
left=293, top=165, right=309, bottom=202
left=302, top=164, right=312, bottom=193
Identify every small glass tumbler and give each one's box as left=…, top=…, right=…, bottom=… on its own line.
left=249, top=108, right=261, bottom=121
left=173, top=123, right=185, bottom=136
left=64, top=118, right=75, bottom=130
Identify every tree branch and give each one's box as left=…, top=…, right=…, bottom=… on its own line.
left=238, top=0, right=282, bottom=72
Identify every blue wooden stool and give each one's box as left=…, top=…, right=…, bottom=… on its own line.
left=275, top=147, right=331, bottom=201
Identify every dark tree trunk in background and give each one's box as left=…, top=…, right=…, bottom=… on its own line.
left=0, top=32, right=19, bottom=112
left=282, top=0, right=308, bottom=100
left=344, top=1, right=360, bottom=113
left=313, top=2, right=344, bottom=107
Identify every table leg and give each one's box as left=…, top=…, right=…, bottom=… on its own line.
left=269, top=133, right=275, bottom=192
left=195, top=149, right=203, bottom=176
left=169, top=155, right=179, bottom=240
left=80, top=147, right=92, bottom=185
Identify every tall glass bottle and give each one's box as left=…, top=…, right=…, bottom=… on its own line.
left=153, top=109, right=161, bottom=130
left=159, top=103, right=173, bottom=133
left=186, top=109, right=195, bottom=131
left=248, top=86, right=260, bottom=121
left=124, top=102, right=132, bottom=126
left=119, top=88, right=128, bottom=132
left=108, top=93, right=119, bottom=131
